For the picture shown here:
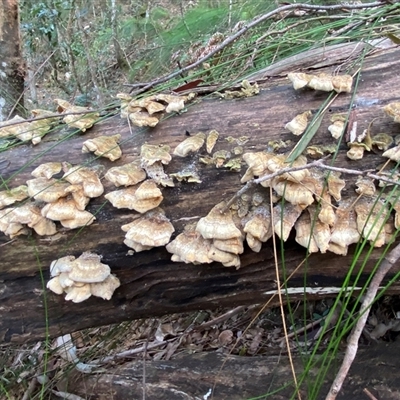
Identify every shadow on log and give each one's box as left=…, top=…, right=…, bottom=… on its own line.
left=1, top=45, right=400, bottom=344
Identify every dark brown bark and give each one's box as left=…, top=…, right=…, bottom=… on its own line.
left=1, top=46, right=400, bottom=344
left=0, top=0, right=25, bottom=120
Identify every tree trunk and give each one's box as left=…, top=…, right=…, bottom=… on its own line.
left=0, top=0, right=24, bottom=121
left=1, top=45, right=400, bottom=344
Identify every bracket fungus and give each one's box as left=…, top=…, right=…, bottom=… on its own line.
left=206, top=130, right=219, bottom=153
left=121, top=208, right=174, bottom=252
left=288, top=72, right=352, bottom=93
left=62, top=163, right=104, bottom=198
left=196, top=202, right=241, bottom=240
left=26, top=177, right=71, bottom=203
left=285, top=110, right=312, bottom=136
left=55, top=99, right=99, bottom=132
left=31, top=162, right=62, bottom=179
left=140, top=144, right=174, bottom=187
left=384, top=102, right=400, bottom=123
left=41, top=197, right=96, bottom=229
left=0, top=185, right=29, bottom=209
left=82, top=134, right=122, bottom=161
left=173, top=132, right=206, bottom=157
left=105, top=179, right=163, bottom=213
left=105, top=161, right=147, bottom=187
left=328, top=114, right=347, bottom=139
left=47, top=252, right=120, bottom=303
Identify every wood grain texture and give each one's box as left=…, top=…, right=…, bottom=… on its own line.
left=1, top=46, right=399, bottom=344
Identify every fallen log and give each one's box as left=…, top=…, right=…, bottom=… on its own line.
left=1, top=45, right=399, bottom=344
left=70, top=340, right=400, bottom=400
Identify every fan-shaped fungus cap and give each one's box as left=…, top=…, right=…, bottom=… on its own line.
left=55, top=99, right=99, bottom=132
left=166, top=229, right=213, bottom=264
left=68, top=252, right=110, bottom=283
left=0, top=208, right=29, bottom=238
left=347, top=142, right=369, bottom=160
left=90, top=274, right=120, bottom=300
left=10, top=202, right=57, bottom=236
left=64, top=284, right=92, bottom=303
left=354, top=197, right=388, bottom=247
left=62, top=163, right=104, bottom=198
left=331, top=75, right=353, bottom=93
left=129, top=111, right=159, bottom=127
left=207, top=245, right=241, bottom=268
left=285, top=110, right=312, bottom=136
left=243, top=206, right=272, bottom=242
left=140, top=144, right=172, bottom=167
left=128, top=97, right=166, bottom=115
left=116, top=92, right=133, bottom=118
left=371, top=133, right=393, bottom=151
left=82, top=134, right=122, bottom=161
left=50, top=255, right=76, bottom=276
left=64, top=184, right=90, bottom=211
left=382, top=144, right=400, bottom=162
left=154, top=93, right=187, bottom=113
left=383, top=102, right=400, bottom=123
left=355, top=177, right=376, bottom=196
left=105, top=161, right=147, bottom=187
left=308, top=73, right=334, bottom=92
left=26, top=177, right=71, bottom=203
left=241, top=152, right=274, bottom=183
left=121, top=208, right=174, bottom=251
left=105, top=180, right=163, bottom=213
left=318, top=192, right=336, bottom=227
left=206, top=130, right=219, bottom=154
left=272, top=179, right=314, bottom=208
left=329, top=201, right=359, bottom=250
left=0, top=185, right=29, bottom=209
left=213, top=237, right=244, bottom=255
left=294, top=212, right=319, bottom=253
left=328, top=114, right=347, bottom=139
left=273, top=203, right=303, bottom=241
left=173, top=132, right=206, bottom=157
left=196, top=202, right=242, bottom=240
left=327, top=173, right=345, bottom=202
left=307, top=205, right=331, bottom=253
left=287, top=72, right=313, bottom=90
left=31, top=163, right=62, bottom=179
left=41, top=197, right=95, bottom=228
left=246, top=232, right=262, bottom=253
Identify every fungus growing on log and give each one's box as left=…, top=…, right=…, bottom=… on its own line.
left=0, top=185, right=29, bottom=209
left=55, top=99, right=99, bottom=132
left=121, top=208, right=175, bottom=252
left=31, top=162, right=62, bottom=179
left=105, top=179, right=163, bottom=213
left=285, top=110, right=312, bottom=136
left=173, top=132, right=206, bottom=157
left=47, top=252, right=120, bottom=303
left=82, top=134, right=122, bottom=161
left=105, top=161, right=147, bottom=187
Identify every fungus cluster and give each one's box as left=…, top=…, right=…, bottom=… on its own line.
left=0, top=109, right=57, bottom=145
left=116, top=92, right=195, bottom=127
left=47, top=252, right=120, bottom=303
left=55, top=99, right=99, bottom=132
left=167, top=201, right=243, bottom=268
left=82, top=134, right=122, bottom=161
left=0, top=161, right=105, bottom=238
left=287, top=72, right=353, bottom=93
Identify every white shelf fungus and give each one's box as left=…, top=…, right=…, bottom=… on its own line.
left=173, top=132, right=206, bottom=157
left=288, top=72, right=352, bottom=93
left=105, top=161, right=147, bottom=187
left=121, top=208, right=174, bottom=252
left=0, top=185, right=29, bottom=209
left=105, top=179, right=163, bottom=213
left=55, top=99, right=99, bottom=132
left=285, top=111, right=312, bottom=136
left=47, top=253, right=120, bottom=303
left=82, top=134, right=122, bottom=161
